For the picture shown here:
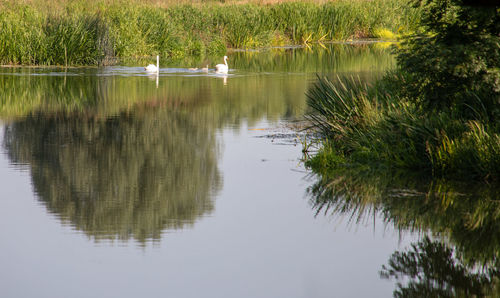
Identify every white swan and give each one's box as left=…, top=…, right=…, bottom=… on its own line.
left=202, top=65, right=209, bottom=72
left=215, top=56, right=228, bottom=74
left=145, top=55, right=159, bottom=72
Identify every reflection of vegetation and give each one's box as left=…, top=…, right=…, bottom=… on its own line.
left=381, top=237, right=500, bottom=298
left=0, top=44, right=391, bottom=243
left=306, top=0, right=500, bottom=180
left=307, top=168, right=500, bottom=296
left=0, top=68, right=308, bottom=122
left=308, top=168, right=500, bottom=263
left=0, top=43, right=391, bottom=120
left=3, top=107, right=221, bottom=243
left=230, top=44, right=395, bottom=74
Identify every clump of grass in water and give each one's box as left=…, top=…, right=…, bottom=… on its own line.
left=306, top=75, right=382, bottom=146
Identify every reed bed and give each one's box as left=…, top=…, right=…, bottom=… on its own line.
left=0, top=0, right=421, bottom=65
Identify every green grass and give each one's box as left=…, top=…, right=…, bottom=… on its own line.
left=306, top=75, right=500, bottom=181
left=0, top=0, right=422, bottom=66
left=428, top=121, right=500, bottom=180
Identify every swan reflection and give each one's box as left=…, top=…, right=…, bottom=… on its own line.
left=147, top=73, right=159, bottom=88
left=221, top=74, right=228, bottom=85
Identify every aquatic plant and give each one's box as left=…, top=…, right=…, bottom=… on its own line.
left=373, top=28, right=397, bottom=40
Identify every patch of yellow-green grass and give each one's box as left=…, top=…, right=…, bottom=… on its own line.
left=373, top=28, right=397, bottom=40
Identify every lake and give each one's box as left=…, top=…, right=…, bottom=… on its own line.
left=0, top=43, right=428, bottom=298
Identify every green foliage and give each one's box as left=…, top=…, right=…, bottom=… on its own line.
left=395, top=0, right=500, bottom=120
left=0, top=0, right=421, bottom=65
left=0, top=6, right=112, bottom=65
left=429, top=121, right=500, bottom=179
left=373, top=28, right=397, bottom=40
left=307, top=75, right=433, bottom=170
left=0, top=7, right=46, bottom=65
left=307, top=0, right=500, bottom=181
left=306, top=75, right=376, bottom=142
left=206, top=38, right=227, bottom=56
left=306, top=75, right=500, bottom=180
left=44, top=14, right=112, bottom=65
left=106, top=6, right=148, bottom=57
left=304, top=140, right=346, bottom=172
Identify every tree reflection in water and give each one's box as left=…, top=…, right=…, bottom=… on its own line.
left=0, top=44, right=395, bottom=244
left=307, top=168, right=500, bottom=296
left=381, top=236, right=500, bottom=297
left=3, top=106, right=222, bottom=244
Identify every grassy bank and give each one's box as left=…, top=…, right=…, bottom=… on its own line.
left=0, top=0, right=420, bottom=65
left=305, top=75, right=500, bottom=181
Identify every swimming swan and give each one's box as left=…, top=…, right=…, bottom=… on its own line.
left=215, top=56, right=228, bottom=74
left=145, top=55, right=159, bottom=72
left=202, top=65, right=209, bottom=72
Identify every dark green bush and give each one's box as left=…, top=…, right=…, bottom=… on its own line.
left=395, top=0, right=500, bottom=121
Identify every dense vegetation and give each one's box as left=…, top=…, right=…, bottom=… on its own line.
left=0, top=0, right=420, bottom=65
left=306, top=0, right=500, bottom=181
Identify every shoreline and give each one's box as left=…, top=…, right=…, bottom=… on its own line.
left=0, top=40, right=396, bottom=68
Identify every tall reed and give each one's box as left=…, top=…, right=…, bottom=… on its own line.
left=0, top=0, right=421, bottom=66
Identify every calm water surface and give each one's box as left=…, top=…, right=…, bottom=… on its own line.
left=0, top=44, right=420, bottom=298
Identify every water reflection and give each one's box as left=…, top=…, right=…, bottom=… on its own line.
left=0, top=43, right=394, bottom=243
left=220, top=43, right=394, bottom=74
left=3, top=107, right=222, bottom=243
left=0, top=44, right=393, bottom=119
left=381, top=236, right=500, bottom=297
left=307, top=168, right=500, bottom=296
